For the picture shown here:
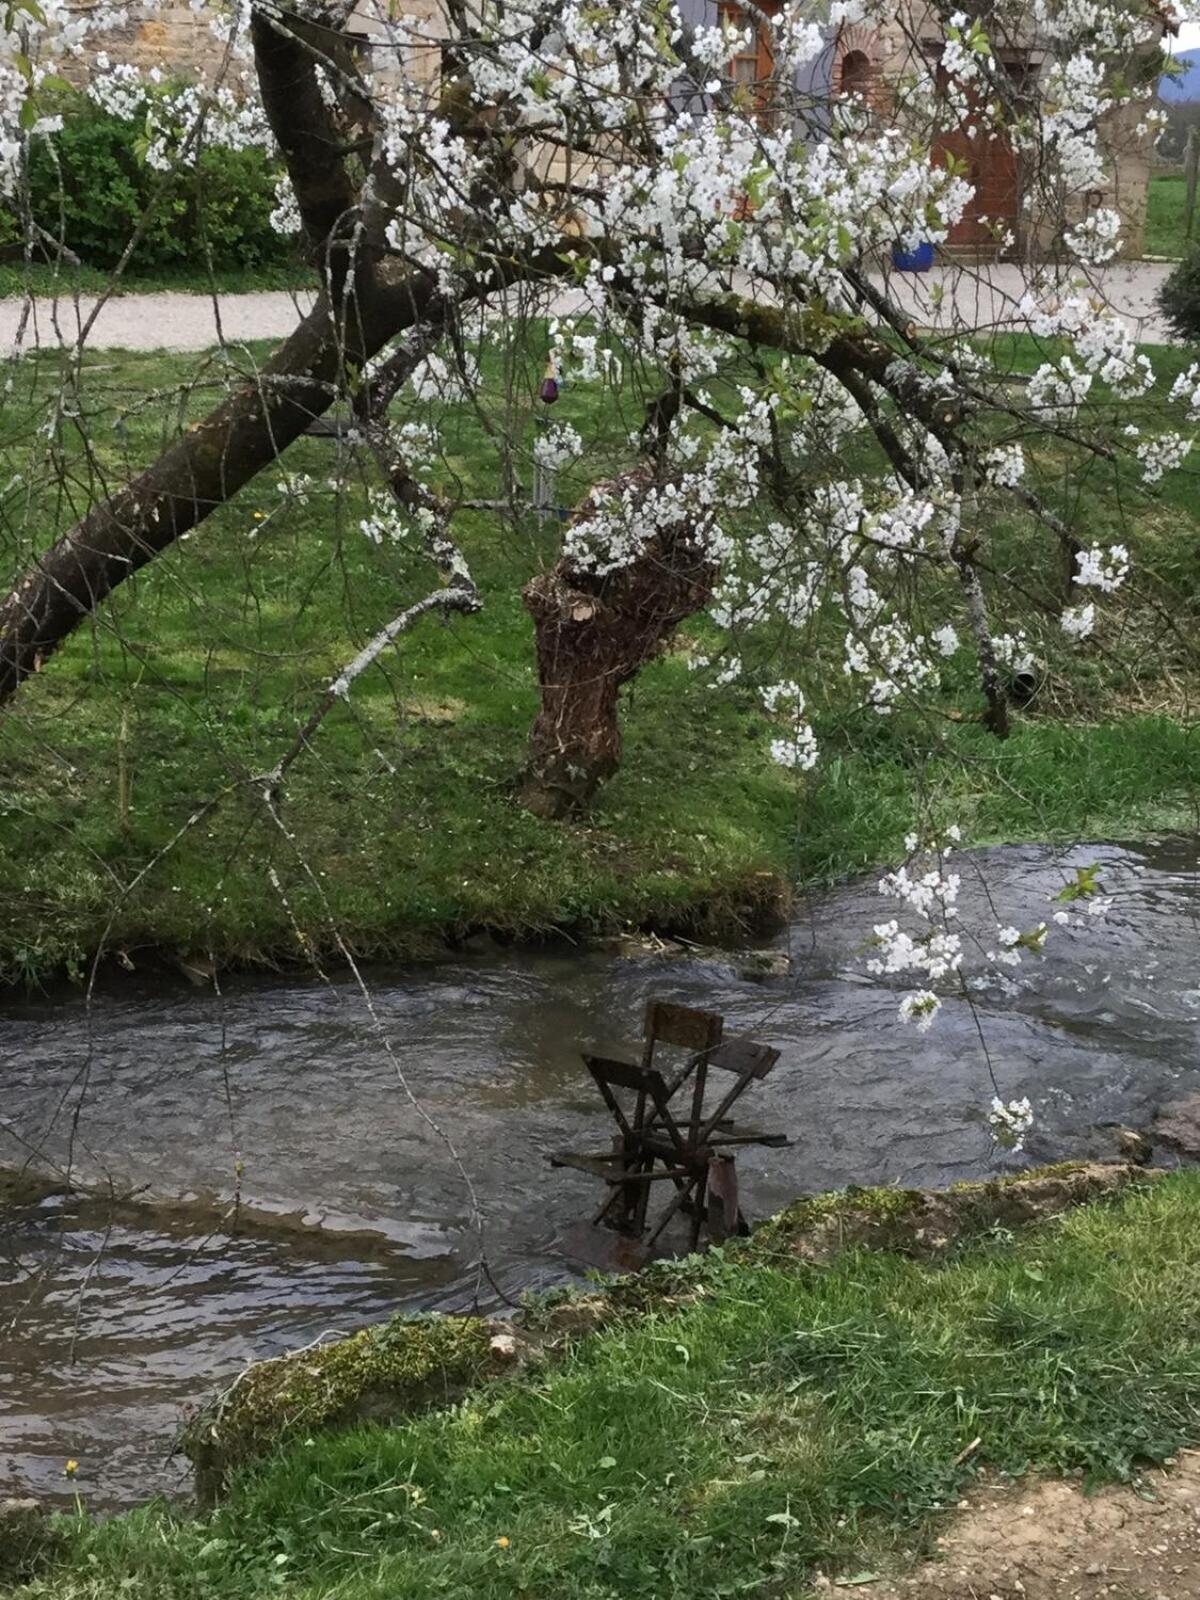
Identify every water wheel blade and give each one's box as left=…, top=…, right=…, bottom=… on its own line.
left=706, top=1153, right=741, bottom=1241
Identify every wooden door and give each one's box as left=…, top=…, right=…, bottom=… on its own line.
left=930, top=61, right=1029, bottom=253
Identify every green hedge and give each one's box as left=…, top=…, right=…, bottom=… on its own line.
left=1157, top=245, right=1200, bottom=344
left=11, top=88, right=294, bottom=272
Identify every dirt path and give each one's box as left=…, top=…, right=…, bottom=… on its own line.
left=829, top=1452, right=1200, bottom=1599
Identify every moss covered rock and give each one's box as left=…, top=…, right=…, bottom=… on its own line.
left=749, top=1161, right=1159, bottom=1263
left=183, top=1313, right=499, bottom=1503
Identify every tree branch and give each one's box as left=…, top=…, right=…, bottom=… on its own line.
left=251, top=3, right=360, bottom=252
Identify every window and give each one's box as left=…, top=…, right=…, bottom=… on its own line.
left=719, top=1, right=780, bottom=111
left=839, top=48, right=873, bottom=100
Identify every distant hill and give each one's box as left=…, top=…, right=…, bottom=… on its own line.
left=1161, top=47, right=1200, bottom=103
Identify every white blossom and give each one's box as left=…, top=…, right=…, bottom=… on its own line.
left=533, top=423, right=583, bottom=470
left=1074, top=543, right=1129, bottom=592
left=898, top=990, right=942, bottom=1031
left=988, top=1096, right=1034, bottom=1152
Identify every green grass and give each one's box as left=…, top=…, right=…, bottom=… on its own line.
left=1146, top=173, right=1193, bottom=258
left=0, top=259, right=316, bottom=298
left=17, top=1171, right=1200, bottom=1599
left=0, top=343, right=797, bottom=981
left=0, top=334, right=1199, bottom=982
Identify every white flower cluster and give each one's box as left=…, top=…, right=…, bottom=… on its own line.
left=992, top=630, right=1035, bottom=677
left=1129, top=429, right=1192, bottom=486
left=1169, top=362, right=1200, bottom=419
left=760, top=681, right=818, bottom=771
left=533, top=423, right=583, bottom=470
left=359, top=491, right=414, bottom=545
left=1036, top=52, right=1110, bottom=190
left=986, top=920, right=1047, bottom=968
left=395, top=420, right=441, bottom=473
left=1074, top=542, right=1129, bottom=592
left=982, top=444, right=1026, bottom=488
left=844, top=619, right=940, bottom=714
left=1028, top=358, right=1092, bottom=422
left=1051, top=892, right=1113, bottom=925
left=866, top=827, right=1051, bottom=1149
left=867, top=838, right=964, bottom=1012
left=408, top=352, right=481, bottom=405
left=932, top=624, right=960, bottom=657
left=988, top=1096, right=1034, bottom=1153
left=563, top=411, right=759, bottom=576
left=548, top=322, right=621, bottom=385
left=771, top=7, right=826, bottom=74
left=88, top=60, right=270, bottom=172
left=1063, top=205, right=1122, bottom=264
left=898, top=990, right=942, bottom=1031
left=270, top=174, right=300, bottom=236
left=1021, top=295, right=1153, bottom=400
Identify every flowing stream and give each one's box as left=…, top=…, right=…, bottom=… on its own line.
left=2, top=837, right=1199, bottom=1509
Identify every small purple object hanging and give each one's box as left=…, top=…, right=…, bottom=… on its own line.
left=539, top=375, right=559, bottom=404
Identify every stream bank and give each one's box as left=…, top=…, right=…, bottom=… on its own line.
left=12, top=1168, right=1200, bottom=1600
left=3, top=835, right=1200, bottom=1509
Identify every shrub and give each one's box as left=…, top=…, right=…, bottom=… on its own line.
left=1156, top=244, right=1200, bottom=344
left=14, top=87, right=294, bottom=274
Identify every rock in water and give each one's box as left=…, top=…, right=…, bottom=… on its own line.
left=736, top=949, right=792, bottom=982
left=1151, top=1095, right=1200, bottom=1158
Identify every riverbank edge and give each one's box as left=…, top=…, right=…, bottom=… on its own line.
left=0, top=859, right=797, bottom=994
left=13, top=1158, right=1197, bottom=1598
left=179, top=1160, right=1153, bottom=1505
left=7, top=794, right=1199, bottom=996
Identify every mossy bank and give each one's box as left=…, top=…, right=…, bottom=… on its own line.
left=20, top=1160, right=1200, bottom=1600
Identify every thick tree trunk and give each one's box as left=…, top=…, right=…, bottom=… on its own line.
left=0, top=0, right=410, bottom=709
left=520, top=486, right=717, bottom=818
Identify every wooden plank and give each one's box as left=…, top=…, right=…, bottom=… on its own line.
left=643, top=1001, right=723, bottom=1054
left=705, top=1131, right=791, bottom=1148
left=584, top=1053, right=669, bottom=1097
left=549, top=1151, right=693, bottom=1183
left=707, top=1036, right=780, bottom=1080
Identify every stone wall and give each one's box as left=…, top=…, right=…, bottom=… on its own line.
left=89, top=2, right=233, bottom=78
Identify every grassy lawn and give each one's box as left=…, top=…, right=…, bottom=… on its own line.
left=13, top=1170, right=1200, bottom=1598
left=1146, top=172, right=1194, bottom=258
left=0, top=336, right=1198, bottom=983
left=0, top=260, right=316, bottom=298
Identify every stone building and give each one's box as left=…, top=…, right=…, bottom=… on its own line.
left=824, top=6, right=1156, bottom=259
left=111, top=0, right=1155, bottom=260
left=695, top=0, right=1158, bottom=259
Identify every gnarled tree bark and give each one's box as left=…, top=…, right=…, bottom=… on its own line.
left=520, top=472, right=718, bottom=819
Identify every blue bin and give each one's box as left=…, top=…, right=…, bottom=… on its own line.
left=892, top=240, right=934, bottom=272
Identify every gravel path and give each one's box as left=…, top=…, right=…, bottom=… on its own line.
left=883, top=258, right=1177, bottom=344
left=0, top=261, right=1178, bottom=352
left=0, top=288, right=319, bottom=352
